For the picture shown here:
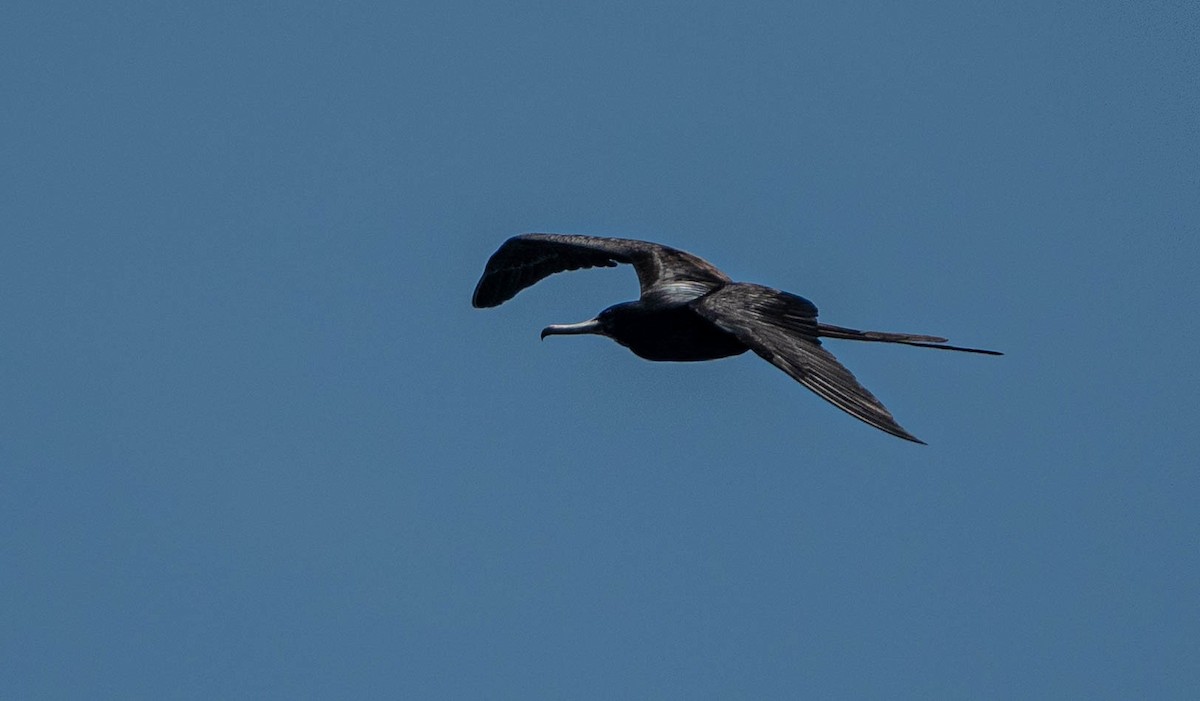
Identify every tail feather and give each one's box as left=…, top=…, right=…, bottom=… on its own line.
left=817, top=323, right=1003, bottom=356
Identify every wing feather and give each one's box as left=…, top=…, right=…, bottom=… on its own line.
left=693, top=283, right=925, bottom=444
left=471, top=234, right=729, bottom=308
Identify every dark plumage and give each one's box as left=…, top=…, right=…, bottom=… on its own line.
left=472, top=233, right=1001, bottom=444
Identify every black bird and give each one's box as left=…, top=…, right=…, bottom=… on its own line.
left=472, top=234, right=1001, bottom=444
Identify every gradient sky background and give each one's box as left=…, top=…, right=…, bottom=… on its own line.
left=3, top=2, right=1198, bottom=698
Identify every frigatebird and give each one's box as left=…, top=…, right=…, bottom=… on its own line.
left=472, top=234, right=1000, bottom=443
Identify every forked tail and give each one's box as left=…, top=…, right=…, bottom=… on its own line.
left=816, top=323, right=1003, bottom=355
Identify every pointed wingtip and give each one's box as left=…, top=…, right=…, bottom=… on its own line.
left=890, top=425, right=927, bottom=445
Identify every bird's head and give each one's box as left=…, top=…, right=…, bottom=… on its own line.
left=539, top=304, right=628, bottom=340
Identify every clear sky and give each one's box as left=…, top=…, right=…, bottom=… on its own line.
left=3, top=2, right=1197, bottom=698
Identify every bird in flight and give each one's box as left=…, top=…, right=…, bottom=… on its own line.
left=472, top=234, right=1000, bottom=444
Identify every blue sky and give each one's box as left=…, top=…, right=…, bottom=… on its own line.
left=2, top=1, right=1197, bottom=698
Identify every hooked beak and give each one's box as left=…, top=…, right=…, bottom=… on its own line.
left=540, top=318, right=603, bottom=340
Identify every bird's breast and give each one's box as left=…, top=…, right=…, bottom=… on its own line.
left=609, top=304, right=747, bottom=362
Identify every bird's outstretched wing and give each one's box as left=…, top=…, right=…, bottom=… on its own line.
left=472, top=234, right=730, bottom=308
left=693, top=283, right=925, bottom=444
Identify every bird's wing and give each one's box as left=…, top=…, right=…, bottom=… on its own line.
left=692, top=283, right=925, bottom=444
left=471, top=234, right=730, bottom=308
